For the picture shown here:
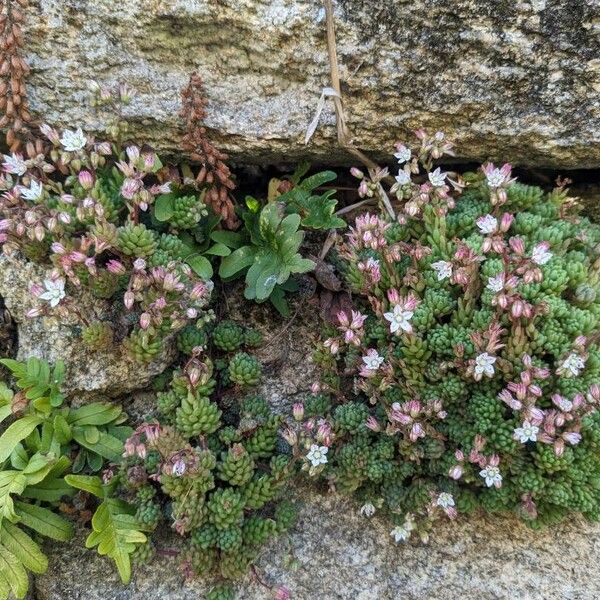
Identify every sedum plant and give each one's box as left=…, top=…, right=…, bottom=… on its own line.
left=285, top=131, right=600, bottom=541
left=0, top=357, right=146, bottom=597
left=0, top=86, right=214, bottom=364
left=119, top=323, right=296, bottom=587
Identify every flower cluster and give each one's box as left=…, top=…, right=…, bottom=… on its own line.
left=0, top=90, right=215, bottom=362
left=304, top=132, right=600, bottom=538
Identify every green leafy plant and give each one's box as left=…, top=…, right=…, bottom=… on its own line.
left=65, top=474, right=148, bottom=584
left=218, top=202, right=315, bottom=315
left=274, top=164, right=346, bottom=230
left=0, top=357, right=144, bottom=594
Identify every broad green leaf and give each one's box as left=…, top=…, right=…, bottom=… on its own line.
left=245, top=195, right=261, bottom=212
left=289, top=257, right=316, bottom=274
left=219, top=245, right=257, bottom=279
left=210, top=230, right=244, bottom=248
left=153, top=193, right=175, bottom=221
left=22, top=477, right=73, bottom=503
left=22, top=453, right=55, bottom=486
left=204, top=243, right=231, bottom=257
left=0, top=417, right=43, bottom=464
left=0, top=384, right=13, bottom=406
left=68, top=403, right=122, bottom=427
left=269, top=286, right=290, bottom=317
left=14, top=501, right=73, bottom=542
left=72, top=428, right=123, bottom=463
left=0, top=472, right=27, bottom=524
left=64, top=474, right=104, bottom=498
left=298, top=170, right=336, bottom=191
left=85, top=498, right=146, bottom=584
left=186, top=254, right=213, bottom=280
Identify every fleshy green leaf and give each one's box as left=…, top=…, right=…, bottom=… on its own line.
left=186, top=254, right=213, bottom=280
left=219, top=245, right=257, bottom=279
left=153, top=193, right=175, bottom=222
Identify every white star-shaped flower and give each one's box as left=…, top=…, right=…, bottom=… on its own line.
left=306, top=444, right=328, bottom=467
left=486, top=274, right=504, bottom=293
left=39, top=278, right=66, bottom=308
left=431, top=260, right=452, bottom=281
left=393, top=145, right=411, bottom=164
left=436, top=492, right=455, bottom=509
left=531, top=243, right=552, bottom=265
left=485, top=168, right=506, bottom=188
left=390, top=524, right=412, bottom=542
left=428, top=167, right=447, bottom=187
left=476, top=214, right=498, bottom=234
left=513, top=421, right=539, bottom=443
left=479, top=465, right=502, bottom=488
left=362, top=350, right=384, bottom=371
left=60, top=128, right=87, bottom=152
left=474, top=352, right=496, bottom=377
left=2, top=153, right=27, bottom=176
left=384, top=304, right=414, bottom=335
left=395, top=169, right=411, bottom=186
left=18, top=179, right=43, bottom=202
left=560, top=353, right=586, bottom=377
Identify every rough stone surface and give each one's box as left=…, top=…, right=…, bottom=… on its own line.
left=0, top=254, right=175, bottom=397
left=24, top=0, right=600, bottom=169
left=35, top=490, right=600, bottom=600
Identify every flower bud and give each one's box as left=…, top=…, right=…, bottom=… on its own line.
left=293, top=403, right=304, bottom=422
left=124, top=290, right=134, bottom=309
left=78, top=170, right=93, bottom=190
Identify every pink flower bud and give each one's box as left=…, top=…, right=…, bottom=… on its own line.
left=133, top=258, right=146, bottom=271
left=500, top=213, right=514, bottom=232
left=126, top=145, right=140, bottom=163
left=293, top=403, right=304, bottom=421
left=449, top=464, right=463, bottom=480
left=186, top=308, right=197, bottom=319
left=140, top=313, right=151, bottom=329
left=188, top=367, right=201, bottom=387
left=78, top=170, right=94, bottom=190
left=358, top=180, right=368, bottom=197
left=26, top=307, right=43, bottom=318
left=509, top=236, right=525, bottom=254
left=51, top=242, right=66, bottom=254
left=107, top=259, right=126, bottom=275
left=275, top=586, right=291, bottom=600
left=310, top=382, right=321, bottom=394
left=281, top=427, right=297, bottom=446
left=350, top=167, right=364, bottom=179
left=366, top=416, right=381, bottom=432
left=124, top=290, right=134, bottom=309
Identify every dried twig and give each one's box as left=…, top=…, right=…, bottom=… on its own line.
left=315, top=0, right=395, bottom=219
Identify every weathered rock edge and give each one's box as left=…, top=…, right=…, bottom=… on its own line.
left=35, top=489, right=600, bottom=600
left=24, top=0, right=600, bottom=169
